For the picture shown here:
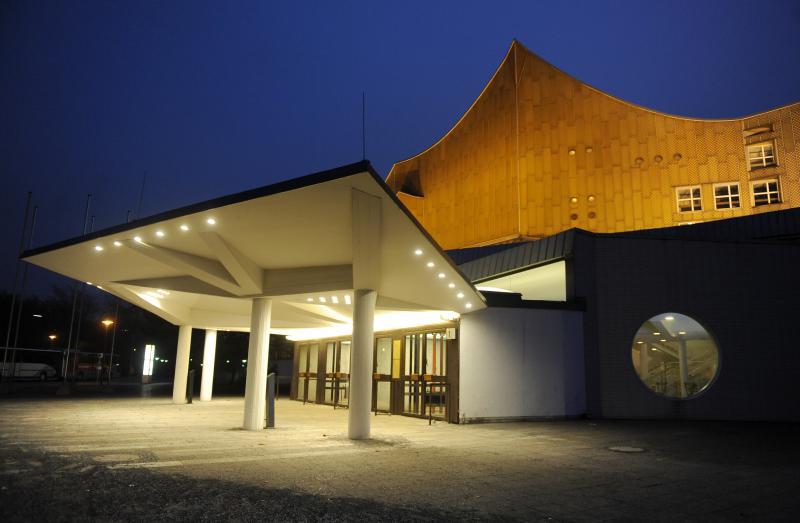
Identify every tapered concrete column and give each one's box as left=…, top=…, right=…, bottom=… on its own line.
left=678, top=339, right=689, bottom=397
left=243, top=297, right=272, bottom=430
left=172, top=325, right=193, bottom=404
left=200, top=329, right=217, bottom=401
left=348, top=289, right=377, bottom=440
left=640, top=343, right=650, bottom=377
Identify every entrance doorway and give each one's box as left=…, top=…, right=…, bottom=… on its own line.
left=323, top=340, right=350, bottom=407
left=296, top=343, right=320, bottom=403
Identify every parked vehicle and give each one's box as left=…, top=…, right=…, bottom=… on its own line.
left=0, top=362, right=58, bottom=381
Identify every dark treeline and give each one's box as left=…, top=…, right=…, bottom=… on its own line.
left=1, top=286, right=293, bottom=382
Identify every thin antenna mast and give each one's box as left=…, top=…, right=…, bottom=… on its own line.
left=362, top=91, right=366, bottom=160
left=136, top=171, right=147, bottom=219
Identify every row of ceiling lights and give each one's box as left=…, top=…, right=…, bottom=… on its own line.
left=92, top=217, right=217, bottom=252
left=414, top=248, right=471, bottom=309
left=306, top=294, right=352, bottom=305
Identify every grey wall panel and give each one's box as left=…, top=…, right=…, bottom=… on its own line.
left=460, top=307, right=585, bottom=421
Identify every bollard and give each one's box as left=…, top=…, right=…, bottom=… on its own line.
left=186, top=369, right=195, bottom=404
left=265, top=372, right=276, bottom=428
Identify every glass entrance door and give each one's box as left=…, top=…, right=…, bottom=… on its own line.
left=373, top=337, right=392, bottom=412
left=402, top=331, right=448, bottom=419
left=297, top=344, right=308, bottom=402
left=306, top=343, right=319, bottom=403
left=323, top=341, right=350, bottom=407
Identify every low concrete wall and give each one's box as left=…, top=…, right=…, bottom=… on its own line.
left=459, top=307, right=585, bottom=422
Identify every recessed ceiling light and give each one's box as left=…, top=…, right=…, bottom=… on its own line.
left=319, top=297, right=326, bottom=303
left=652, top=332, right=660, bottom=336
left=113, top=241, right=122, bottom=247
left=465, top=303, right=472, bottom=309
left=156, top=230, right=165, bottom=237
left=650, top=347, right=657, bottom=351
left=344, top=295, right=352, bottom=305
left=457, top=292, right=464, bottom=299
left=414, top=248, right=423, bottom=256
left=426, top=261, right=435, bottom=268
left=331, top=296, right=339, bottom=304
left=306, top=297, right=313, bottom=302
left=678, top=331, right=686, bottom=335
left=180, top=224, right=189, bottom=231
left=437, top=273, right=445, bottom=279
left=448, top=283, right=455, bottom=288
left=636, top=341, right=644, bottom=344
left=660, top=339, right=667, bottom=342
left=96, top=286, right=103, bottom=290
left=94, top=245, right=103, bottom=251
left=206, top=218, right=216, bottom=225
left=32, top=314, right=42, bottom=318
left=664, top=316, right=674, bottom=321
left=133, top=236, right=143, bottom=243
left=86, top=281, right=92, bottom=285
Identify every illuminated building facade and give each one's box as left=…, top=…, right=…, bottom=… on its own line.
left=387, top=41, right=800, bottom=250
left=22, top=43, right=800, bottom=428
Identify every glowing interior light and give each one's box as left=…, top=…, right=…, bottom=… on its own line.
left=652, top=332, right=661, bottom=336
left=113, top=241, right=122, bottom=247
left=651, top=347, right=657, bottom=352
left=86, top=281, right=93, bottom=285
left=242, top=359, right=247, bottom=363
left=331, top=296, right=339, bottom=304
left=157, top=289, right=170, bottom=295
left=664, top=315, right=675, bottom=321
left=32, top=314, right=42, bottom=318
left=448, top=283, right=455, bottom=288
left=94, top=245, right=104, bottom=252
left=465, top=303, right=472, bottom=309
left=156, top=230, right=165, bottom=237
left=457, top=292, right=464, bottom=299
left=426, top=261, right=435, bottom=268
left=437, top=273, right=445, bottom=279
left=133, top=236, right=143, bottom=243
left=319, top=297, right=327, bottom=303
left=344, top=295, right=352, bottom=305
left=414, top=248, right=423, bottom=256
left=678, top=331, right=686, bottom=335
left=180, top=224, right=189, bottom=231
left=636, top=341, right=644, bottom=344
left=306, top=297, right=313, bottom=302
left=206, top=218, right=216, bottom=225
left=96, top=286, right=103, bottom=290
left=660, top=339, right=667, bottom=342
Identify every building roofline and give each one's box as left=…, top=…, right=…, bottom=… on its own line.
left=388, top=39, right=800, bottom=180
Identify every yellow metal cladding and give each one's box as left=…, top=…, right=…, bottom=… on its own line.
left=387, top=41, right=800, bottom=249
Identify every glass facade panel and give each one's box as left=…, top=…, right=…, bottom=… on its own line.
left=631, top=313, right=719, bottom=399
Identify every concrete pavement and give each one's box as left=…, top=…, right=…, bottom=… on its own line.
left=1, top=396, right=799, bottom=521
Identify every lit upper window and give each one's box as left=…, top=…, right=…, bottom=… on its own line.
left=713, top=182, right=740, bottom=210
left=676, top=186, right=702, bottom=213
left=751, top=180, right=780, bottom=206
left=747, top=141, right=776, bottom=170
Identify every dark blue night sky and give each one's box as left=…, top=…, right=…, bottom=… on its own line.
left=2, top=0, right=799, bottom=293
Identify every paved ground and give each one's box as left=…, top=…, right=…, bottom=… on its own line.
left=1, top=391, right=800, bottom=521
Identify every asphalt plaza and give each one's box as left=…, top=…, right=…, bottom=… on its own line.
left=2, top=391, right=799, bottom=521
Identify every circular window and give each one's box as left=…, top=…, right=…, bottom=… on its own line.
left=631, top=313, right=719, bottom=399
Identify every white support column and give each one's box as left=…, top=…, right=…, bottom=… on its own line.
left=243, top=297, right=272, bottom=431
left=349, top=289, right=377, bottom=439
left=348, top=188, right=382, bottom=440
left=200, top=329, right=217, bottom=401
left=172, top=325, right=193, bottom=404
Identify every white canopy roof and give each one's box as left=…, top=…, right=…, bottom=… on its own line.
left=23, top=162, right=485, bottom=339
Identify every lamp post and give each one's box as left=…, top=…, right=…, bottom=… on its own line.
left=101, top=319, right=113, bottom=384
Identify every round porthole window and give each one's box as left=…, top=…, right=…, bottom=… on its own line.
left=631, top=313, right=719, bottom=399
